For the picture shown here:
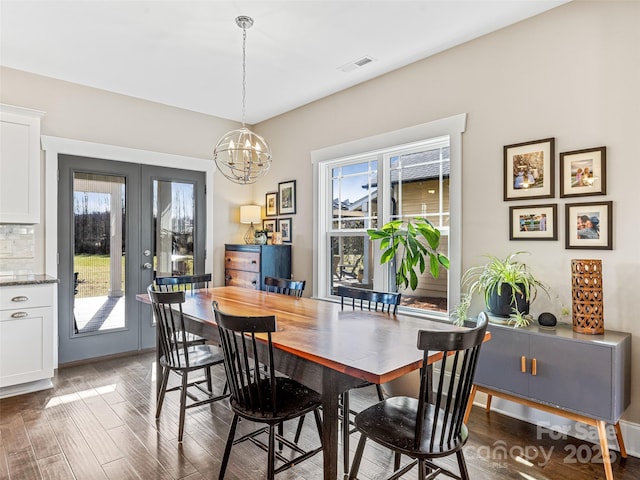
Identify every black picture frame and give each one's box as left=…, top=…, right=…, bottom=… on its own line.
left=509, top=204, right=557, bottom=241
left=265, top=191, right=278, bottom=217
left=504, top=137, right=555, bottom=201
left=559, top=146, right=606, bottom=198
left=263, top=219, right=276, bottom=237
left=565, top=201, right=613, bottom=250
left=278, top=217, right=292, bottom=243
left=278, top=180, right=297, bottom=215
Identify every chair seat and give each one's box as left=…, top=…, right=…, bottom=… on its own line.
left=354, top=396, right=468, bottom=457
left=160, top=344, right=224, bottom=372
left=231, top=377, right=322, bottom=424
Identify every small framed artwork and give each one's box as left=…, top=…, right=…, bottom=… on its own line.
left=509, top=204, right=557, bottom=241
left=265, top=191, right=278, bottom=217
left=278, top=217, right=292, bottom=243
left=263, top=219, right=276, bottom=237
left=565, top=201, right=613, bottom=250
left=504, top=137, right=555, bottom=201
left=559, top=146, right=606, bottom=198
left=278, top=180, right=297, bottom=215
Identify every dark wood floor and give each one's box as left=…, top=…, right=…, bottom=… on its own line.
left=1, top=351, right=638, bottom=480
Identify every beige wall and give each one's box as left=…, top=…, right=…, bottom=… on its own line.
left=1, top=0, right=638, bottom=424
left=254, top=1, right=640, bottom=422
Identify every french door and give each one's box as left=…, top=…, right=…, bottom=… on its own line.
left=57, top=155, right=206, bottom=364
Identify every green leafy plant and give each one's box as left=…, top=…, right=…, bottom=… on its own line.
left=462, top=251, right=549, bottom=315
left=366, top=217, right=449, bottom=290
left=508, top=308, right=533, bottom=328
left=451, top=293, right=472, bottom=326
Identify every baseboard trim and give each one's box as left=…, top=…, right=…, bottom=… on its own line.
left=470, top=393, right=640, bottom=459
left=0, top=378, right=53, bottom=399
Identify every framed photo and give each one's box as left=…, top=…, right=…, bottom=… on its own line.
left=504, top=138, right=555, bottom=201
left=565, top=201, right=613, bottom=250
left=278, top=180, right=297, bottom=215
left=265, top=191, right=278, bottom=217
left=559, top=146, right=606, bottom=198
left=278, top=217, right=292, bottom=243
left=262, top=219, right=276, bottom=237
left=509, top=204, right=557, bottom=240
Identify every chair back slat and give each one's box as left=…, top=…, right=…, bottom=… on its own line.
left=415, top=312, right=489, bottom=451
left=213, top=301, right=279, bottom=416
left=147, top=285, right=189, bottom=368
left=155, top=273, right=211, bottom=295
left=337, top=285, right=401, bottom=314
left=264, top=276, right=306, bottom=297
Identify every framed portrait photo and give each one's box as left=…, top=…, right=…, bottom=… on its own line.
left=565, top=201, right=612, bottom=250
left=278, top=217, right=292, bottom=243
left=559, top=146, right=606, bottom=198
left=265, top=191, right=278, bottom=217
left=509, top=204, right=557, bottom=241
left=278, top=180, right=297, bottom=215
left=504, top=137, right=555, bottom=201
left=262, top=219, right=276, bottom=237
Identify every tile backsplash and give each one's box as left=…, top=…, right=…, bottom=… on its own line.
left=0, top=224, right=36, bottom=274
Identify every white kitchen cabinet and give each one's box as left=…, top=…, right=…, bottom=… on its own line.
left=0, top=104, right=46, bottom=223
left=0, top=282, right=55, bottom=395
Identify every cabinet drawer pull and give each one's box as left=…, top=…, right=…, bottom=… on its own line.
left=521, top=356, right=527, bottom=373
left=531, top=358, right=537, bottom=376
left=251, top=260, right=257, bottom=264
left=11, top=296, right=29, bottom=302
left=11, top=312, right=29, bottom=318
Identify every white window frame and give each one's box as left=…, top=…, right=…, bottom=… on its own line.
left=311, top=114, right=466, bottom=316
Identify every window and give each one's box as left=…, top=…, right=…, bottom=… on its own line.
left=312, top=115, right=466, bottom=317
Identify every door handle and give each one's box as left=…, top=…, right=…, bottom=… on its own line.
left=531, top=358, right=537, bottom=376
left=143, top=263, right=153, bottom=270
left=521, top=356, right=527, bottom=373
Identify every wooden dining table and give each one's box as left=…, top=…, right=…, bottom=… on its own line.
left=138, top=285, right=476, bottom=480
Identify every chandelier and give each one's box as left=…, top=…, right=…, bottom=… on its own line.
left=213, top=16, right=272, bottom=185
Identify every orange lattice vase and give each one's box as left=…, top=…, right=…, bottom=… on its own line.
left=571, top=259, right=604, bottom=334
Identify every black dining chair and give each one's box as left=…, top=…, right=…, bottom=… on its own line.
left=212, top=301, right=324, bottom=480
left=264, top=276, right=306, bottom=297
left=148, top=285, right=228, bottom=442
left=337, top=285, right=401, bottom=473
left=155, top=274, right=212, bottom=346
left=348, top=312, right=489, bottom=480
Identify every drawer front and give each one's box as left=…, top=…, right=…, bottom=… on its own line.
left=225, top=269, right=260, bottom=289
left=0, top=284, right=54, bottom=310
left=225, top=250, right=260, bottom=273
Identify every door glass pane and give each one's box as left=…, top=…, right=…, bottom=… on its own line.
left=73, top=173, right=126, bottom=334
left=153, top=180, right=195, bottom=277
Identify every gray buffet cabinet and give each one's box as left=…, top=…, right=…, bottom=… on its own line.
left=465, top=321, right=631, bottom=480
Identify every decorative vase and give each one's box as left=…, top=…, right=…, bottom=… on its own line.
left=487, top=284, right=529, bottom=318
left=571, top=259, right=604, bottom=334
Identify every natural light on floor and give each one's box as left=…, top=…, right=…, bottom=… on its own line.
left=45, top=384, right=116, bottom=408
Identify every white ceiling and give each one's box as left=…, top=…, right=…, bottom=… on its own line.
left=1, top=1, right=569, bottom=124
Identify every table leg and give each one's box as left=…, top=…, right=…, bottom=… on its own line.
left=596, top=420, right=614, bottom=480
left=155, top=323, right=162, bottom=400
left=321, top=369, right=340, bottom=480
left=463, top=384, right=477, bottom=424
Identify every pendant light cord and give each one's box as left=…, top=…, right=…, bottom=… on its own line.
left=241, top=24, right=247, bottom=127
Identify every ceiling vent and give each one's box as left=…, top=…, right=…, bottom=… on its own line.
left=338, top=55, right=376, bottom=73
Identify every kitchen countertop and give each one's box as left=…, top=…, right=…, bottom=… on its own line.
left=0, top=274, right=59, bottom=286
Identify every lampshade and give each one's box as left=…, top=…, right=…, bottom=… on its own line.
left=240, top=205, right=261, bottom=224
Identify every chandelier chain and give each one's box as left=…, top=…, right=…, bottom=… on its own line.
left=241, top=24, right=247, bottom=127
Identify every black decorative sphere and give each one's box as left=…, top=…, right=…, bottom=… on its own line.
left=538, top=312, right=557, bottom=327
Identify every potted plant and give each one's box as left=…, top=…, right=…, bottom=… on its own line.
left=366, top=217, right=449, bottom=290
left=461, top=251, right=549, bottom=324
left=254, top=229, right=268, bottom=245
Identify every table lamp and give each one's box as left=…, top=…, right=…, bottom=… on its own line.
left=240, top=205, right=261, bottom=244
